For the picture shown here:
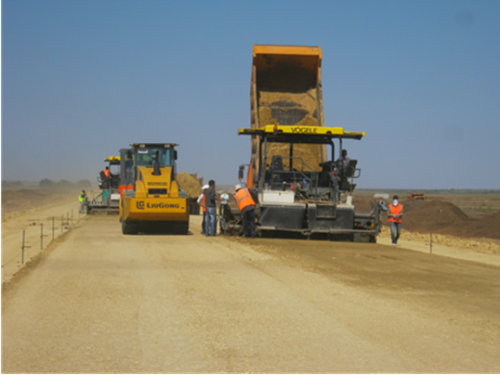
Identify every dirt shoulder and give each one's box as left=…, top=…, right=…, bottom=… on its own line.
left=2, top=186, right=84, bottom=215
left=2, top=187, right=86, bottom=283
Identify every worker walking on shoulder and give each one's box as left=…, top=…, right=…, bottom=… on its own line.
left=234, top=184, right=259, bottom=238
left=388, top=195, right=403, bottom=246
left=78, top=190, right=87, bottom=214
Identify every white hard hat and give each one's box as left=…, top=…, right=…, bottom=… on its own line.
left=202, top=184, right=209, bottom=190
left=235, top=184, right=242, bottom=191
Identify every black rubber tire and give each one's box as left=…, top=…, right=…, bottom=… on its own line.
left=122, top=220, right=139, bottom=235
left=168, top=221, right=189, bottom=235
left=178, top=221, right=189, bottom=235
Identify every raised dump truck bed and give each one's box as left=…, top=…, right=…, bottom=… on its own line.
left=250, top=45, right=326, bottom=187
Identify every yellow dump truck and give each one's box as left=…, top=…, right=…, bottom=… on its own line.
left=248, top=44, right=326, bottom=187
left=220, top=45, right=386, bottom=241
left=119, top=143, right=189, bottom=234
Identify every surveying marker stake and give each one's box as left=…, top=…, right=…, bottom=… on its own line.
left=426, top=233, right=433, bottom=254
left=21, top=230, right=31, bottom=265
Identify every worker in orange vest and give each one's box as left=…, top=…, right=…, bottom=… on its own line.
left=388, top=195, right=404, bottom=246
left=197, top=184, right=209, bottom=234
left=234, top=184, right=259, bottom=238
left=100, top=166, right=112, bottom=190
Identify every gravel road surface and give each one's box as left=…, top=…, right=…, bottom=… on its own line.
left=2, top=215, right=499, bottom=373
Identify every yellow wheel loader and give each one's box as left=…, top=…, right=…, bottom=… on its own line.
left=119, top=143, right=189, bottom=235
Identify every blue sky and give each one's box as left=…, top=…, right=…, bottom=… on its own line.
left=2, top=0, right=499, bottom=189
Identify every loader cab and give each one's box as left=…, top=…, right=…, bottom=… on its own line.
left=131, top=143, right=178, bottom=182
left=119, top=148, right=134, bottom=198
left=133, top=144, right=177, bottom=168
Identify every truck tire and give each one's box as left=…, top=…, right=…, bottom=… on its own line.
left=122, top=220, right=139, bottom=235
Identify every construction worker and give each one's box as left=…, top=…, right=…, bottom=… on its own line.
left=388, top=195, right=404, bottom=246
left=99, top=166, right=112, bottom=190
left=234, top=184, right=259, bottom=238
left=336, top=149, right=351, bottom=170
left=78, top=190, right=87, bottom=214
left=204, top=180, right=217, bottom=236
left=197, top=184, right=209, bottom=234
left=204, top=180, right=224, bottom=236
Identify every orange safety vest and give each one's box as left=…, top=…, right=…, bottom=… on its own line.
left=234, top=188, right=256, bottom=212
left=388, top=204, right=403, bottom=223
left=103, top=169, right=110, bottom=178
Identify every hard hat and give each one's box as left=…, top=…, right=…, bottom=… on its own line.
left=202, top=184, right=209, bottom=190
left=235, top=184, right=242, bottom=191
